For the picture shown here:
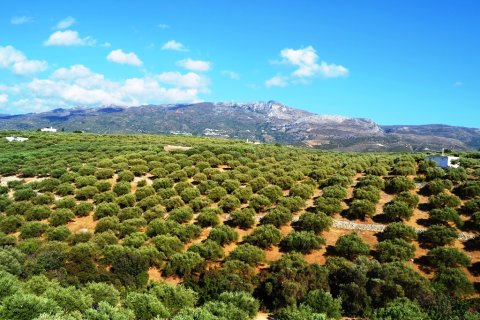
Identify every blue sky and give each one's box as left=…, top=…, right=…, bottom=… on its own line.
left=0, top=0, right=478, bottom=127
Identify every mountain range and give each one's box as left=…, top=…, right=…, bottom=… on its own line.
left=1, top=101, right=479, bottom=151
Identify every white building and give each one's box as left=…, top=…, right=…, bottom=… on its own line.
left=40, top=127, right=57, bottom=132
left=425, top=155, right=460, bottom=168
left=5, top=136, right=28, bottom=142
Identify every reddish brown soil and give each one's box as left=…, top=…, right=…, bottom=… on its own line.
left=67, top=214, right=97, bottom=233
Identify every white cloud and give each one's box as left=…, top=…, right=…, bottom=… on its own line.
left=162, top=40, right=187, bottom=51
left=12, top=60, right=48, bottom=75
left=280, top=46, right=348, bottom=78
left=10, top=16, right=33, bottom=25
left=157, top=71, right=210, bottom=89
left=0, top=94, right=8, bottom=104
left=265, top=75, right=288, bottom=88
left=453, top=81, right=463, bottom=87
left=101, top=42, right=112, bottom=48
left=157, top=23, right=170, bottom=29
left=44, top=30, right=96, bottom=46
left=55, top=16, right=76, bottom=30
left=107, top=49, right=143, bottom=66
left=2, top=64, right=210, bottom=114
left=177, top=58, right=211, bottom=72
left=266, top=46, right=348, bottom=87
left=0, top=45, right=47, bottom=75
left=52, top=64, right=94, bottom=80
left=221, top=70, right=240, bottom=80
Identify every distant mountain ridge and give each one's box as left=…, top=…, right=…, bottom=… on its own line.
left=0, top=101, right=479, bottom=151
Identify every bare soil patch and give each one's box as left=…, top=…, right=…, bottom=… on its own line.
left=67, top=214, right=97, bottom=233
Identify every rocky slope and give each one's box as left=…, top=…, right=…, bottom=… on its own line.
left=0, top=101, right=478, bottom=151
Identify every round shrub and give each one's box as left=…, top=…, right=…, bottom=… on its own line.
left=243, top=224, right=282, bottom=249
left=334, top=233, right=370, bottom=260
left=229, top=208, right=256, bottom=229
left=227, top=243, right=265, bottom=266
left=349, top=199, right=376, bottom=220
left=280, top=231, right=325, bottom=254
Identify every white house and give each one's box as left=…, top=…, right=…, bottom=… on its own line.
left=5, top=136, right=28, bottom=142
left=40, top=127, right=57, bottom=132
left=425, top=155, right=460, bottom=168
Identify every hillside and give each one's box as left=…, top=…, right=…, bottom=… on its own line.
left=0, top=132, right=479, bottom=319
left=1, top=101, right=479, bottom=151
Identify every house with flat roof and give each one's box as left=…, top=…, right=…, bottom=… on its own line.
left=40, top=127, right=57, bottom=132
left=425, top=155, right=459, bottom=168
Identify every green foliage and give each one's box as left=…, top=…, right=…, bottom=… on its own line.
left=123, top=292, right=170, bottom=320
left=13, top=188, right=36, bottom=201
left=385, top=177, right=415, bottom=193
left=358, top=175, right=385, bottom=189
left=372, top=297, right=428, bottom=320
left=75, top=186, right=99, bottom=200
left=322, top=185, right=348, bottom=199
left=376, top=239, right=415, bottom=262
left=20, top=221, right=48, bottom=239
left=233, top=186, right=253, bottom=203
left=218, top=194, right=241, bottom=212
left=244, top=224, right=282, bottom=248
left=249, top=194, right=272, bottom=212
left=49, top=208, right=75, bottom=226
left=217, top=291, right=259, bottom=318
left=169, top=206, right=194, bottom=223
left=429, top=207, right=463, bottom=227
left=25, top=205, right=52, bottom=221
left=229, top=208, right=256, bottom=229
left=207, top=186, right=227, bottom=202
left=432, top=267, right=474, bottom=296
left=188, top=240, right=224, bottom=261
left=334, top=233, right=370, bottom=260
left=94, top=202, right=120, bottom=219
left=290, top=183, right=314, bottom=200
left=113, top=181, right=131, bottom=195
left=384, top=200, right=414, bottom=221
left=353, top=185, right=381, bottom=203
left=258, top=253, right=328, bottom=310
left=394, top=191, right=419, bottom=208
left=296, top=212, right=332, bottom=234
left=302, top=289, right=342, bottom=320
left=454, top=181, right=480, bottom=199
left=152, top=235, right=184, bottom=257
left=0, top=293, right=60, bottom=320
left=382, top=222, right=418, bottom=242
left=420, top=225, right=458, bottom=247
left=165, top=251, right=204, bottom=277
left=262, top=206, right=293, bottom=227
left=423, top=179, right=453, bottom=195
left=196, top=209, right=220, bottom=227
left=208, top=225, right=238, bottom=246
left=429, top=192, right=461, bottom=209
left=349, top=199, right=376, bottom=219
left=280, top=231, right=325, bottom=254
left=314, top=197, right=342, bottom=216
left=278, top=196, right=305, bottom=213
left=228, top=243, right=265, bottom=265
left=427, top=247, right=471, bottom=268
left=2, top=131, right=480, bottom=319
